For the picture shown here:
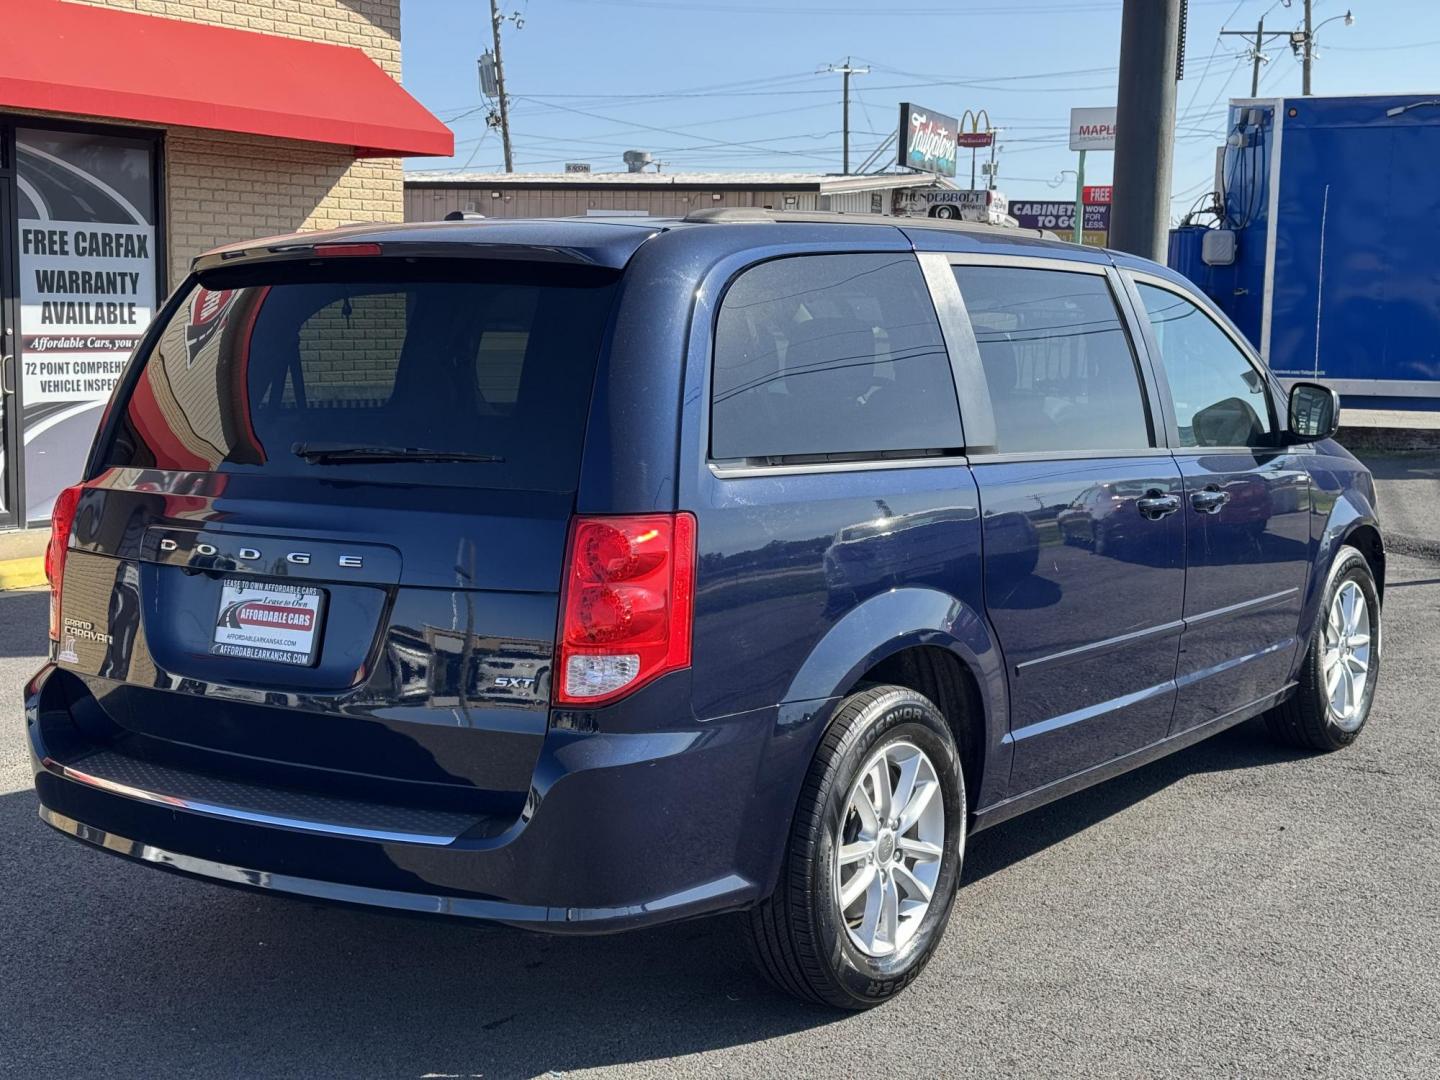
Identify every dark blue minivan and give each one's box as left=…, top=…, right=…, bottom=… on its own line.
left=28, top=210, right=1383, bottom=1009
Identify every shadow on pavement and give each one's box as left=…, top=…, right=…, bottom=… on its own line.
left=1, top=716, right=1314, bottom=1079
left=963, top=718, right=1308, bottom=886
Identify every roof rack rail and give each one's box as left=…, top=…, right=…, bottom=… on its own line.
left=680, top=205, right=1053, bottom=240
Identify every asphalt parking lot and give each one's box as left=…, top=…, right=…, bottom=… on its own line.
left=2, top=454, right=1438, bottom=1079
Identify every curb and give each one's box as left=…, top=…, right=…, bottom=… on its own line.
left=0, top=557, right=46, bottom=591
left=1336, top=425, right=1440, bottom=453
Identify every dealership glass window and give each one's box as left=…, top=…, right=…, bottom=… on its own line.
left=953, top=264, right=1152, bottom=454
left=1135, top=283, right=1275, bottom=449
left=710, top=254, right=962, bottom=461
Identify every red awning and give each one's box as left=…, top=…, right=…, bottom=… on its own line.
left=1, top=0, right=453, bottom=158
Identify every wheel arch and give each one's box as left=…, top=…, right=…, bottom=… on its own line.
left=1341, top=522, right=1385, bottom=603
left=1295, top=487, right=1385, bottom=683
left=782, top=587, right=1010, bottom=813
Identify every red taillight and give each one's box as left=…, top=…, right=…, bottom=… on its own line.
left=311, top=242, right=382, bottom=258
left=46, top=484, right=84, bottom=642
left=555, top=513, right=696, bottom=706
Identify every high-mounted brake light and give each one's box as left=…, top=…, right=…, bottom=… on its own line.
left=311, top=242, right=382, bottom=258
left=46, top=484, right=84, bottom=643
left=555, top=513, right=696, bottom=706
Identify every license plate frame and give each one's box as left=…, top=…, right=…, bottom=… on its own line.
left=210, top=578, right=326, bottom=667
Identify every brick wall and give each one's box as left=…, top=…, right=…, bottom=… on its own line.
left=297, top=291, right=409, bottom=404
left=67, top=0, right=407, bottom=284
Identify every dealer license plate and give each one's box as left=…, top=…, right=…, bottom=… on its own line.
left=210, top=578, right=326, bottom=666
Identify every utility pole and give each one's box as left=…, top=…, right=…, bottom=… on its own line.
left=824, top=57, right=868, bottom=174
left=1111, top=0, right=1184, bottom=261
left=1249, top=18, right=1264, bottom=96
left=1301, top=0, right=1314, bottom=96
left=488, top=0, right=514, bottom=171
left=1219, top=18, right=1268, bottom=97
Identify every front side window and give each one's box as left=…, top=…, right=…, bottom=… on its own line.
left=954, top=264, right=1152, bottom=454
left=1135, top=282, right=1276, bottom=449
left=710, top=253, right=962, bottom=461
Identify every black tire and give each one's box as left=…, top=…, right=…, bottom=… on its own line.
left=744, top=685, right=966, bottom=1010
left=1265, top=545, right=1381, bottom=751
left=933, top=204, right=959, bottom=220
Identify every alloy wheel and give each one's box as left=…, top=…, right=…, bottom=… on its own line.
left=1322, top=580, right=1372, bottom=732
left=834, top=740, right=945, bottom=957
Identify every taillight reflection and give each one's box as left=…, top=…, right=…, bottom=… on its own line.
left=46, top=484, right=85, bottom=642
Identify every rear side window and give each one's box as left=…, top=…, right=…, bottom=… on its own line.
left=954, top=264, right=1152, bottom=454
left=710, top=253, right=962, bottom=462
left=104, top=259, right=617, bottom=491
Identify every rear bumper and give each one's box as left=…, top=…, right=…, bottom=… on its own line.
left=28, top=666, right=817, bottom=933
left=36, top=804, right=752, bottom=931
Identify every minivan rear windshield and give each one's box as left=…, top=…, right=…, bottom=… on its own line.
left=103, top=258, right=619, bottom=491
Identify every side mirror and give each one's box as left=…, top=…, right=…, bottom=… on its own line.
left=1288, top=381, right=1340, bottom=442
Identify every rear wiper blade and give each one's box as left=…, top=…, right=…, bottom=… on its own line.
left=291, top=442, right=505, bottom=465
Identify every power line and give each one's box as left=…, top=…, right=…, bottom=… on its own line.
left=1178, top=0, right=1249, bottom=124
left=553, top=0, right=1242, bottom=13
left=513, top=96, right=879, bottom=161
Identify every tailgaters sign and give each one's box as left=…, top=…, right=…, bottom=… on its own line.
left=898, top=103, right=958, bottom=178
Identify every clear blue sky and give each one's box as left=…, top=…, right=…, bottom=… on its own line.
left=400, top=0, right=1440, bottom=217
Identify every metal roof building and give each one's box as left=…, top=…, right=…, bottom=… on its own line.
left=404, top=170, right=950, bottom=221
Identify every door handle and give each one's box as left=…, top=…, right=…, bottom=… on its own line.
left=1136, top=491, right=1181, bottom=520
left=0, top=354, right=13, bottom=396
left=1191, top=487, right=1230, bottom=514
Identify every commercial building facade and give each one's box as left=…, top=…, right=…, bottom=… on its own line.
left=0, top=0, right=451, bottom=528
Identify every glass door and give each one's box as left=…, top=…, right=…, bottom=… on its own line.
left=0, top=126, right=21, bottom=529
left=11, top=123, right=159, bottom=524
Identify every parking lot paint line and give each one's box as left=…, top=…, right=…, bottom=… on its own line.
left=0, top=557, right=46, bottom=591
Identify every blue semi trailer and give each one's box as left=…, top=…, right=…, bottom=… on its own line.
left=1169, top=93, right=1440, bottom=407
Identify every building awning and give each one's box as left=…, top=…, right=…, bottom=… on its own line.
left=2, top=0, right=453, bottom=159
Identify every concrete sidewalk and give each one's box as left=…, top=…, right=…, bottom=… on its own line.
left=0, top=529, right=48, bottom=591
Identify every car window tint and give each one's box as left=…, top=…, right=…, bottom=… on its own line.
left=104, top=259, right=618, bottom=492
left=953, top=265, right=1152, bottom=454
left=710, top=253, right=961, bottom=461
left=1135, top=282, right=1275, bottom=448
